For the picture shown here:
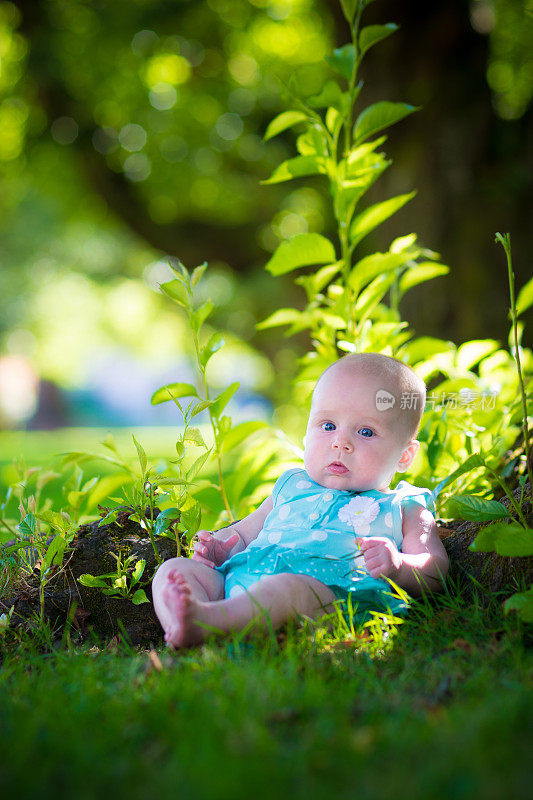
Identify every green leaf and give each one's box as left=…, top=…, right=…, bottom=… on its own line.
left=210, top=382, right=239, bottom=417
left=43, top=535, right=66, bottom=573
left=398, top=263, right=449, bottom=295
left=132, top=589, right=150, bottom=605
left=78, top=574, right=109, bottom=589
left=17, top=512, right=36, bottom=538
left=350, top=192, right=416, bottom=247
left=151, top=382, right=198, bottom=405
left=132, top=434, right=147, bottom=476
left=192, top=300, right=214, bottom=332
left=261, top=155, right=326, bottom=185
left=187, top=450, right=213, bottom=482
left=355, top=272, right=398, bottom=314
left=446, top=495, right=509, bottom=522
left=470, top=522, right=533, bottom=557
left=98, top=508, right=121, bottom=528
left=325, top=45, right=355, bottom=81
left=200, top=334, right=225, bottom=367
left=159, top=279, right=190, bottom=307
left=339, top=0, right=358, bottom=23
left=295, top=262, right=342, bottom=301
left=257, top=308, right=305, bottom=330
left=183, top=427, right=206, bottom=448
left=190, top=399, right=212, bottom=419
left=349, top=251, right=409, bottom=293
left=154, top=508, right=180, bottom=536
left=504, top=588, right=533, bottom=622
left=191, top=263, right=207, bottom=287
left=359, top=23, right=398, bottom=56
left=308, top=80, right=347, bottom=112
left=265, top=233, right=336, bottom=276
left=456, top=340, right=500, bottom=371
left=131, top=559, right=146, bottom=584
left=353, top=102, right=418, bottom=144
left=221, top=421, right=267, bottom=453
left=432, top=453, right=485, bottom=500
left=516, top=275, right=533, bottom=316
left=264, top=111, right=308, bottom=141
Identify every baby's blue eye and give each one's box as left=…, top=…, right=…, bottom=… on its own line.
left=322, top=422, right=336, bottom=431
left=358, top=427, right=374, bottom=438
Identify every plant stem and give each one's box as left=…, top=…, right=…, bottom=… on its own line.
left=190, top=306, right=234, bottom=523
left=485, top=466, right=528, bottom=527
left=496, top=232, right=533, bottom=500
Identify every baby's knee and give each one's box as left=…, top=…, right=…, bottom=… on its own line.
left=153, top=556, right=188, bottom=586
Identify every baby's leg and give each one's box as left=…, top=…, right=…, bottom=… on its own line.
left=157, top=570, right=337, bottom=649
left=152, top=557, right=224, bottom=646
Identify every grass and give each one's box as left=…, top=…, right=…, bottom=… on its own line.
left=0, top=588, right=531, bottom=800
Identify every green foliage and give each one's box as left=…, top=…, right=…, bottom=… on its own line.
left=152, top=259, right=271, bottom=528
left=259, top=0, right=449, bottom=375
left=78, top=552, right=149, bottom=605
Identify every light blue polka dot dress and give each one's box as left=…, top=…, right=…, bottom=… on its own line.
left=216, top=468, right=435, bottom=618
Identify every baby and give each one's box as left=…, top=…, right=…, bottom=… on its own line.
left=152, top=353, right=449, bottom=648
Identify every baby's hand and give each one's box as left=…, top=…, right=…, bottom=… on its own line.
left=355, top=536, right=402, bottom=580
left=191, top=530, right=240, bottom=568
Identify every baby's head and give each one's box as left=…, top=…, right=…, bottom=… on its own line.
left=303, top=353, right=426, bottom=492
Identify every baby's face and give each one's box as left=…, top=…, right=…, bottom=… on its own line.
left=303, top=365, right=415, bottom=493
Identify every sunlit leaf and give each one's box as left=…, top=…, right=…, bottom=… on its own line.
left=359, top=23, right=398, bottom=56
left=190, top=399, right=212, bottom=418
left=210, top=382, right=239, bottom=417
left=192, top=300, right=214, bottom=332
left=221, top=421, right=267, bottom=453
left=446, top=495, right=509, bottom=521
left=261, top=155, right=326, bottom=185
left=350, top=191, right=416, bottom=247
left=187, top=450, right=212, bottom=482
left=132, top=434, right=147, bottom=476
left=353, top=102, right=418, bottom=144
left=131, top=559, right=146, bottom=583
left=456, top=340, right=500, bottom=371
left=132, top=589, right=150, bottom=605
left=257, top=308, right=304, bottom=329
left=355, top=272, right=398, bottom=314
left=159, top=279, right=189, bottom=307
left=183, top=427, right=206, bottom=448
left=264, top=110, right=308, bottom=140
left=516, top=275, right=533, bottom=316
left=470, top=522, right=533, bottom=556
left=432, top=454, right=485, bottom=500
left=349, top=251, right=408, bottom=293
left=398, top=263, right=449, bottom=295
left=200, top=333, right=225, bottom=367
left=78, top=574, right=108, bottom=588
left=265, top=233, right=336, bottom=275
left=191, top=262, right=208, bottom=287
left=151, top=382, right=198, bottom=405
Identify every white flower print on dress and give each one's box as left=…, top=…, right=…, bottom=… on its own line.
left=338, top=496, right=380, bottom=535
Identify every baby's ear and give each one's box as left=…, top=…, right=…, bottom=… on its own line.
left=396, top=439, right=420, bottom=473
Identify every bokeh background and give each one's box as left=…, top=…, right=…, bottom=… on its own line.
left=0, top=0, right=532, bottom=437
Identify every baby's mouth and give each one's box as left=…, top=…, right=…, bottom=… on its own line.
left=327, top=462, right=349, bottom=475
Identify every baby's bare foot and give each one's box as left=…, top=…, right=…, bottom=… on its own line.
left=162, top=570, right=206, bottom=649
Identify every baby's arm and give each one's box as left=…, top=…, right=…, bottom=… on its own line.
left=356, top=504, right=449, bottom=595
left=191, top=495, right=274, bottom=568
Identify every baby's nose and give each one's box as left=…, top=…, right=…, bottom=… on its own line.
left=333, top=432, right=352, bottom=451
